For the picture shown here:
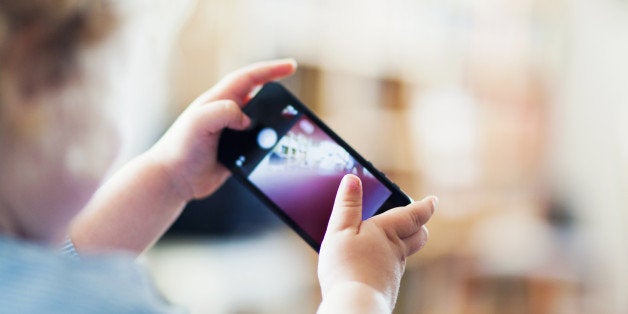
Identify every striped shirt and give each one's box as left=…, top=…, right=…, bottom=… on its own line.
left=0, top=235, right=186, bottom=313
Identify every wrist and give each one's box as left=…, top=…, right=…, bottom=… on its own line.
left=319, top=281, right=393, bottom=314
left=140, top=150, right=194, bottom=203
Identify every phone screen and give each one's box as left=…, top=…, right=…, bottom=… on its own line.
left=247, top=113, right=392, bottom=245
left=219, top=82, right=410, bottom=250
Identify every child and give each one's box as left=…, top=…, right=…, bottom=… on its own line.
left=0, top=1, right=435, bottom=313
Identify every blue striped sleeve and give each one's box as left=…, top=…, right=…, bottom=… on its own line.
left=60, top=237, right=81, bottom=260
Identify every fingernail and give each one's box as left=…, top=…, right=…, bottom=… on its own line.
left=431, top=196, right=439, bottom=209
left=242, top=114, right=252, bottom=127
left=342, top=174, right=361, bottom=190
left=278, top=58, right=298, bottom=69
left=421, top=196, right=438, bottom=214
left=283, top=58, right=298, bottom=69
left=419, top=226, right=429, bottom=248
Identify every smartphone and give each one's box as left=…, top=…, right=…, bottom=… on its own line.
left=218, top=82, right=412, bottom=251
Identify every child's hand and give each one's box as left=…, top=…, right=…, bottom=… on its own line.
left=70, top=60, right=296, bottom=254
left=147, top=59, right=297, bottom=201
left=317, top=174, right=436, bottom=313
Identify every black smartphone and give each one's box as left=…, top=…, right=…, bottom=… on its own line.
left=218, top=82, right=412, bottom=251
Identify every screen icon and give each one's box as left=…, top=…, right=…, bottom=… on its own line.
left=281, top=105, right=298, bottom=119
left=235, top=155, right=246, bottom=167
left=257, top=127, right=278, bottom=149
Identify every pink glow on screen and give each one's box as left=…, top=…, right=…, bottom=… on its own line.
left=248, top=116, right=391, bottom=245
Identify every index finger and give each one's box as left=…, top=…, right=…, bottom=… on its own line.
left=197, top=59, right=297, bottom=107
left=374, top=196, right=437, bottom=240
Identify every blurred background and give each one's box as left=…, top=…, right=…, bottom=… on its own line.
left=109, top=0, right=628, bottom=313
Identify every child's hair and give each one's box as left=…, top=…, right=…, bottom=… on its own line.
left=0, top=0, right=117, bottom=100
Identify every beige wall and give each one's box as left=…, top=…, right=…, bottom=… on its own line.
left=135, top=0, right=628, bottom=312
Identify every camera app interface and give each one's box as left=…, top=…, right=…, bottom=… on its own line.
left=248, top=108, right=392, bottom=245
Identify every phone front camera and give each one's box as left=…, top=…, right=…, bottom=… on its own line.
left=257, top=127, right=278, bottom=149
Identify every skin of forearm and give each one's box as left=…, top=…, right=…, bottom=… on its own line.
left=69, top=153, right=188, bottom=255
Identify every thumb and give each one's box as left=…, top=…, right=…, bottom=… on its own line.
left=326, top=174, right=363, bottom=233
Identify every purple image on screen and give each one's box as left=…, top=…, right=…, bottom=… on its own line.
left=248, top=115, right=392, bottom=245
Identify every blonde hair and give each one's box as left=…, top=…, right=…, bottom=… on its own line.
left=0, top=0, right=116, bottom=100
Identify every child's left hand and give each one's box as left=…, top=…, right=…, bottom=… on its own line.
left=147, top=59, right=297, bottom=201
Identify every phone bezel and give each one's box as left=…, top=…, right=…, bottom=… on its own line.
left=218, top=82, right=412, bottom=251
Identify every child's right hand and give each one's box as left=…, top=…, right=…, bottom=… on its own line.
left=317, top=174, right=436, bottom=313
